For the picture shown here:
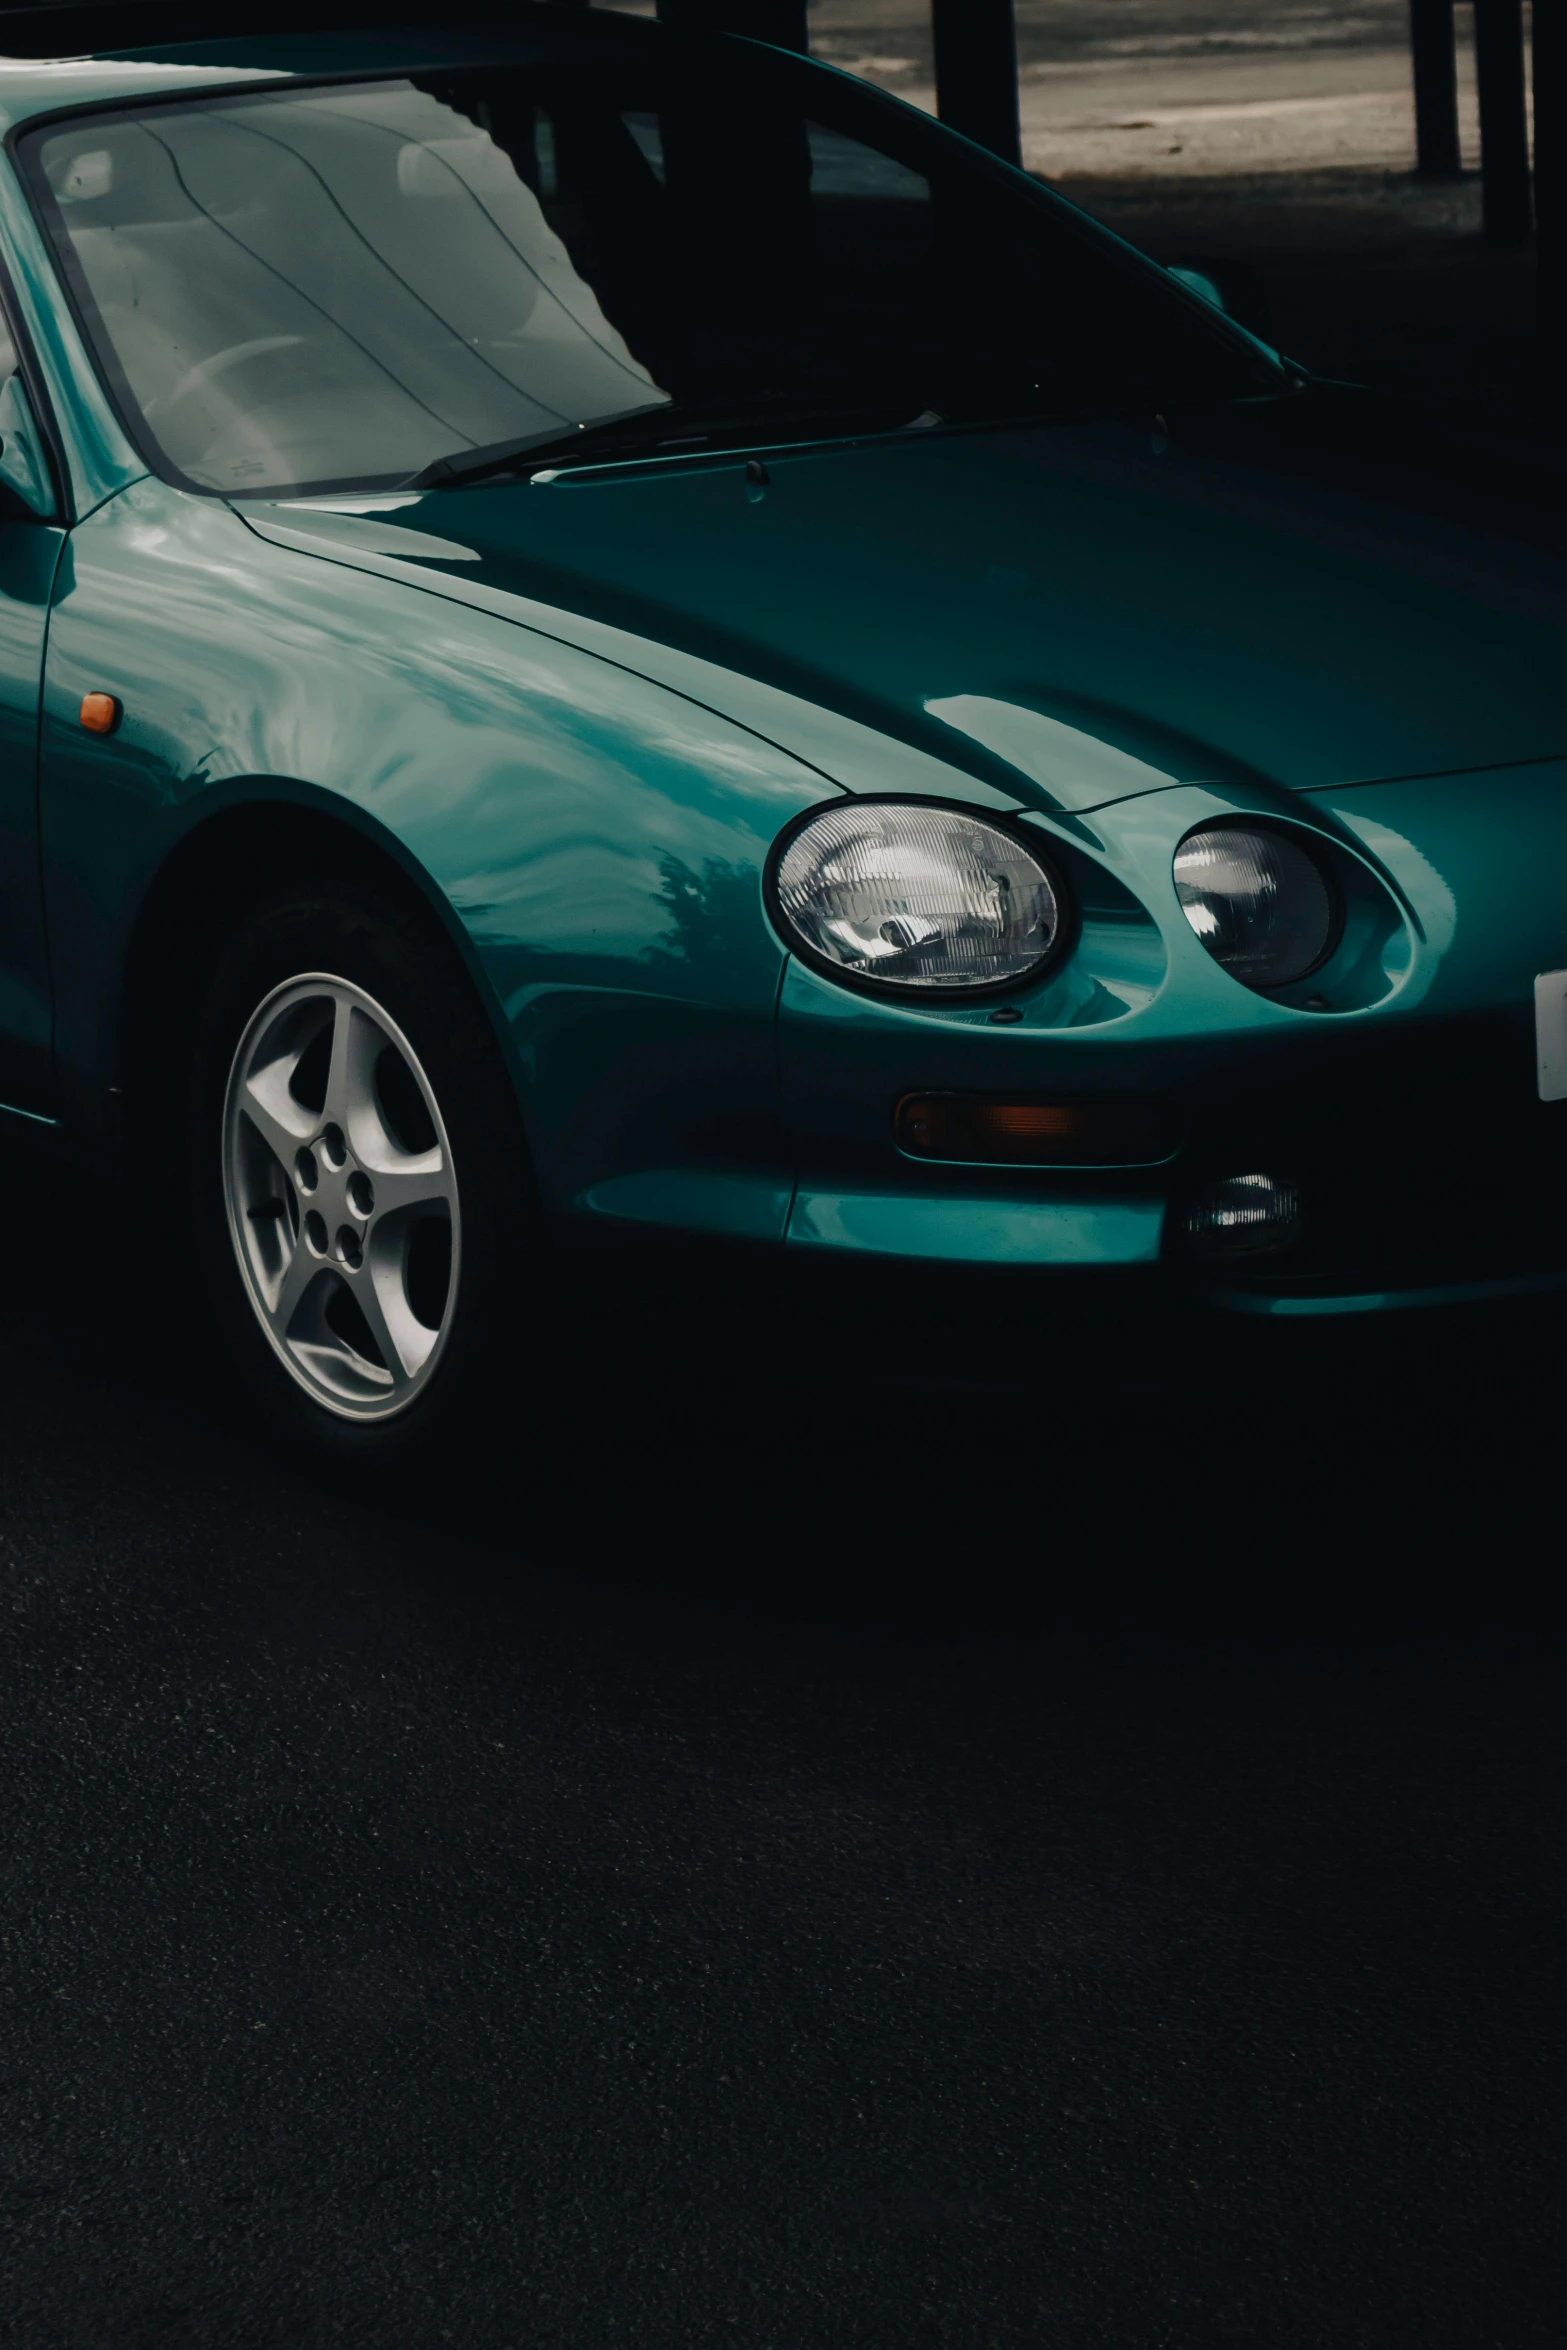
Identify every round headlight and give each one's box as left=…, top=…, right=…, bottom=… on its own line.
left=772, top=803, right=1063, bottom=994
left=1173, top=824, right=1336, bottom=988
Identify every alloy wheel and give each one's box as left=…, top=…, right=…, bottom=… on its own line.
left=221, top=973, right=461, bottom=1420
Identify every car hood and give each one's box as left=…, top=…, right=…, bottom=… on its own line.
left=239, top=390, right=1567, bottom=814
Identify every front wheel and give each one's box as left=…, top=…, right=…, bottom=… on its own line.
left=189, top=885, right=532, bottom=1464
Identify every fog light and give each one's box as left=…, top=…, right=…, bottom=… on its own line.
left=1185, top=1172, right=1300, bottom=1258
left=896, top=1094, right=1177, bottom=1166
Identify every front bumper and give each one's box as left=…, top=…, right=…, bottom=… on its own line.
left=777, top=765, right=1567, bottom=1318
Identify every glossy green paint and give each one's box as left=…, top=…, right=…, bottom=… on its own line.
left=1323, top=766, right=1567, bottom=1006
left=787, top=1187, right=1166, bottom=1266
left=0, top=31, right=1564, bottom=1313
left=0, top=67, right=155, bottom=515
left=40, top=475, right=826, bottom=1233
left=776, top=764, right=1567, bottom=1269
left=0, top=385, right=63, bottom=1109
left=239, top=421, right=1567, bottom=812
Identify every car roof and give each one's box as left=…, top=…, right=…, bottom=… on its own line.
left=0, top=4, right=673, bottom=132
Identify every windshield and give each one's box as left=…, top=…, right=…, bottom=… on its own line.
left=24, top=51, right=1279, bottom=499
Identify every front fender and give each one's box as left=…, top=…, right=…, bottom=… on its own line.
left=42, top=477, right=831, bottom=1231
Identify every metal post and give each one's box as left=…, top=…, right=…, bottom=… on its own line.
left=1410, top=0, right=1463, bottom=175
left=1474, top=0, right=1533, bottom=243
left=656, top=0, right=808, bottom=49
left=931, top=0, right=1022, bottom=169
left=1537, top=0, right=1564, bottom=365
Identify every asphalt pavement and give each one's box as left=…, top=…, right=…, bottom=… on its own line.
left=1, top=1138, right=1562, bottom=2349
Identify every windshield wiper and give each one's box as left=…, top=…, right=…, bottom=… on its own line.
left=407, top=401, right=682, bottom=490
left=408, top=397, right=944, bottom=489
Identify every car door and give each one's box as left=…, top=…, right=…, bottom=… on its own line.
left=0, top=296, right=65, bottom=1117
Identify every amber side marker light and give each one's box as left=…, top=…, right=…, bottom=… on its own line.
left=896, top=1094, right=1178, bottom=1167
left=79, top=692, right=122, bottom=735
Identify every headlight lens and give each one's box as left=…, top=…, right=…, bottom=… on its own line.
left=1173, top=824, right=1336, bottom=988
left=773, top=803, right=1062, bottom=993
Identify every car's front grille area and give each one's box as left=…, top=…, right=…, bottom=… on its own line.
left=1176, top=1006, right=1567, bottom=1292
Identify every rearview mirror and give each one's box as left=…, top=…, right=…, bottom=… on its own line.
left=0, top=374, right=56, bottom=520
left=1165, top=257, right=1272, bottom=342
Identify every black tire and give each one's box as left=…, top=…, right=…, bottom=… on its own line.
left=188, top=879, right=533, bottom=1468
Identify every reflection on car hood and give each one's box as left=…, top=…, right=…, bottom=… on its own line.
left=240, top=394, right=1567, bottom=811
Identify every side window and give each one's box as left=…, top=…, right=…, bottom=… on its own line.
left=533, top=90, right=940, bottom=398
left=804, top=121, right=935, bottom=340
left=805, top=123, right=926, bottom=201
left=621, top=112, right=665, bottom=183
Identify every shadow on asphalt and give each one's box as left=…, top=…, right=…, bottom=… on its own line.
left=4, top=1136, right=1562, bottom=2350
left=3, top=1139, right=1560, bottom=1654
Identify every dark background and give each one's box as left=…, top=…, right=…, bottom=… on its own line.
left=3, top=7, right=1564, bottom=2346
left=812, top=0, right=1546, bottom=430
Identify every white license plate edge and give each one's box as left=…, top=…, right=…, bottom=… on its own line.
left=1534, top=968, right=1567, bottom=1101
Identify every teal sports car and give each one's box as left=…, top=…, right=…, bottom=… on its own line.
left=0, top=4, right=1564, bottom=1457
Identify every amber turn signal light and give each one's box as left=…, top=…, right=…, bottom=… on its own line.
left=79, top=692, right=122, bottom=735
left=895, top=1094, right=1178, bottom=1167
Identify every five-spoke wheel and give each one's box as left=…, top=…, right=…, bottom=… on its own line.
left=222, top=974, right=461, bottom=1419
